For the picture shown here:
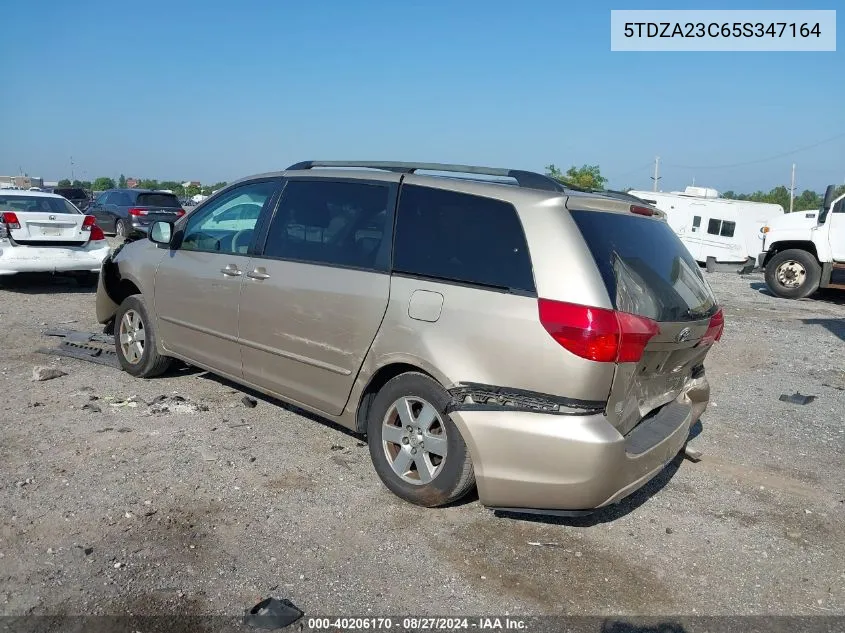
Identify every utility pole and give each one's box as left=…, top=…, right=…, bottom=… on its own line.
left=70, top=156, right=74, bottom=182
left=651, top=156, right=661, bottom=192
left=789, top=163, right=796, bottom=214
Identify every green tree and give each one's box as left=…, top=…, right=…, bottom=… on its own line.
left=57, top=178, right=72, bottom=187
left=545, top=164, right=607, bottom=191
left=138, top=179, right=159, bottom=189
left=159, top=181, right=184, bottom=195
left=93, top=177, right=116, bottom=191
left=794, top=189, right=821, bottom=212
left=118, top=174, right=127, bottom=188
left=185, top=184, right=201, bottom=197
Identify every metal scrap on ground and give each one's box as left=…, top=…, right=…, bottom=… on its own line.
left=37, top=329, right=120, bottom=369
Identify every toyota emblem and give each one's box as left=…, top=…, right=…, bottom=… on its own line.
left=49, top=215, right=56, bottom=220
left=676, top=327, right=692, bottom=343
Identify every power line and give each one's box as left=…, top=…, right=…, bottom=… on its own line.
left=663, top=131, right=845, bottom=170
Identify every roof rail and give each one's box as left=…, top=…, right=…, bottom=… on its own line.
left=284, top=161, right=567, bottom=193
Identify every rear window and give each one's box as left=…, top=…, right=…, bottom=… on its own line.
left=570, top=210, right=717, bottom=322
left=394, top=185, right=535, bottom=293
left=53, top=188, right=87, bottom=200
left=0, top=195, right=80, bottom=214
left=137, top=193, right=181, bottom=207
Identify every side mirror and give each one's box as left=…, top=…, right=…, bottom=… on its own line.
left=149, top=221, right=173, bottom=247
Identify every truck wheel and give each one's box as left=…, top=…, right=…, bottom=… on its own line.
left=764, top=249, right=821, bottom=299
left=367, top=372, right=475, bottom=508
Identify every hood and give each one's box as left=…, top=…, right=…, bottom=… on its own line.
left=764, top=210, right=819, bottom=232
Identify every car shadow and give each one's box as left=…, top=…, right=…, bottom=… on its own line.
left=189, top=369, right=484, bottom=508
left=492, top=420, right=704, bottom=526
left=600, top=620, right=689, bottom=633
left=0, top=273, right=96, bottom=294
left=802, top=318, right=845, bottom=342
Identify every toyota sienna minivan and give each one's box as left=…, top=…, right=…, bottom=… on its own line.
left=95, top=161, right=723, bottom=515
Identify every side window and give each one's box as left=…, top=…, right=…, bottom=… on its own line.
left=114, top=192, right=132, bottom=206
left=707, top=218, right=720, bottom=235
left=834, top=199, right=845, bottom=214
left=394, top=185, right=535, bottom=293
left=692, top=216, right=701, bottom=232
left=94, top=192, right=109, bottom=206
left=262, top=179, right=392, bottom=271
left=181, top=181, right=278, bottom=254
left=720, top=220, right=736, bottom=237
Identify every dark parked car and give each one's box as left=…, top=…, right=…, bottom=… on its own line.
left=88, top=189, right=185, bottom=238
left=48, top=187, right=91, bottom=211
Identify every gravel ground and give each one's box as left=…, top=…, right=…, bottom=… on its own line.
left=1, top=255, right=843, bottom=623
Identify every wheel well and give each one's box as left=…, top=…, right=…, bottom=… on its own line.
left=102, top=259, right=141, bottom=306
left=764, top=241, right=819, bottom=266
left=355, top=363, right=436, bottom=434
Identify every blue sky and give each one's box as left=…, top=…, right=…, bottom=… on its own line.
left=2, top=0, right=843, bottom=193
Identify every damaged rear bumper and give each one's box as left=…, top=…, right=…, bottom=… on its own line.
left=0, top=241, right=110, bottom=275
left=447, top=375, right=710, bottom=514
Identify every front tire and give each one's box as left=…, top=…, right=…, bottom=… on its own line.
left=114, top=295, right=173, bottom=377
left=764, top=249, right=821, bottom=299
left=367, top=372, right=475, bottom=507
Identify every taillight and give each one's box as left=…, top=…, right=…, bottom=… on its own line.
left=630, top=205, right=654, bottom=217
left=90, top=225, right=106, bottom=241
left=128, top=207, right=147, bottom=216
left=176, top=209, right=186, bottom=217
left=538, top=299, right=660, bottom=364
left=1, top=212, right=21, bottom=229
left=82, top=215, right=96, bottom=231
left=698, top=308, right=724, bottom=347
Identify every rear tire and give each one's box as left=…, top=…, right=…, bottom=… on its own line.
left=115, top=219, right=127, bottom=239
left=764, top=249, right=821, bottom=299
left=367, top=372, right=475, bottom=507
left=114, top=294, right=173, bottom=377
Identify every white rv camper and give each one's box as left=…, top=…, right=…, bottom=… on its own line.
left=627, top=186, right=785, bottom=265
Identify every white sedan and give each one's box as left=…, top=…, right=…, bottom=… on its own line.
left=0, top=190, right=110, bottom=285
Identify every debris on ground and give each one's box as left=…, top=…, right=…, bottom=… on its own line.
left=330, top=444, right=345, bottom=451
left=38, top=329, right=119, bottom=369
left=243, top=597, right=303, bottom=630
left=242, top=396, right=258, bottom=408
left=778, top=392, right=816, bottom=405
left=683, top=445, right=703, bottom=462
left=148, top=395, right=209, bottom=415
left=82, top=403, right=102, bottom=413
left=527, top=542, right=560, bottom=547
left=31, top=366, right=67, bottom=382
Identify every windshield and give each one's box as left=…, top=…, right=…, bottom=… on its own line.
left=571, top=209, right=717, bottom=322
left=0, top=195, right=81, bottom=214
left=137, top=193, right=181, bottom=207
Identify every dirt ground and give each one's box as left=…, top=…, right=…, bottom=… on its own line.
left=1, top=254, right=843, bottom=625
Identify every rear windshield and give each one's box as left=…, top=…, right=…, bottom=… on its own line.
left=570, top=210, right=717, bottom=322
left=0, top=195, right=81, bottom=214
left=137, top=193, right=181, bottom=207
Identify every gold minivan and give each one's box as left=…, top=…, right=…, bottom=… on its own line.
left=96, top=161, right=723, bottom=516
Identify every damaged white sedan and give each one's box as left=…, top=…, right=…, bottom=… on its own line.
left=0, top=190, right=110, bottom=286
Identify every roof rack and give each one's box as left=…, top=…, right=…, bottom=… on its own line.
left=284, top=161, right=568, bottom=194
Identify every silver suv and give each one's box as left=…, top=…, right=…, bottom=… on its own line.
left=96, top=161, right=723, bottom=515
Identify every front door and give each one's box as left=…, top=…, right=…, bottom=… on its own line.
left=237, top=177, right=397, bottom=415
left=829, top=197, right=845, bottom=262
left=153, top=179, right=281, bottom=378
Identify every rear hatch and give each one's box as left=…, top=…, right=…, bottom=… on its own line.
left=0, top=194, right=91, bottom=246
left=130, top=193, right=185, bottom=226
left=570, top=208, right=722, bottom=434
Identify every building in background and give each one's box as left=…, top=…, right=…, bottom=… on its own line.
left=0, top=175, right=44, bottom=189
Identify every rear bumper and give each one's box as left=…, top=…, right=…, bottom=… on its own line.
left=449, top=375, right=709, bottom=513
left=0, top=240, right=110, bottom=275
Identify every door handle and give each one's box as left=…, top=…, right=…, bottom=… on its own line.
left=247, top=268, right=270, bottom=280
left=220, top=264, right=242, bottom=277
